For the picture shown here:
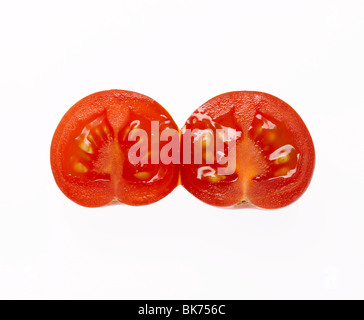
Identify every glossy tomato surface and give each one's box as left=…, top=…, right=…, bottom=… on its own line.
left=181, top=91, right=315, bottom=209
left=51, top=90, right=179, bottom=207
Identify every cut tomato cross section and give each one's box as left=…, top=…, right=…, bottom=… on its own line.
left=181, top=91, right=315, bottom=209
left=51, top=90, right=180, bottom=207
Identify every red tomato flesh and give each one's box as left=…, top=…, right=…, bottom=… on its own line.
left=51, top=90, right=179, bottom=207
left=181, top=91, right=315, bottom=209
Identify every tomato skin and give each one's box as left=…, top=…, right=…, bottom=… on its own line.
left=181, top=91, right=315, bottom=209
left=51, top=90, right=179, bottom=208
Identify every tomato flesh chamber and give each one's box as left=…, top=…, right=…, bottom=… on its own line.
left=119, top=113, right=173, bottom=184
left=67, top=114, right=114, bottom=182
left=248, top=113, right=299, bottom=182
left=183, top=110, right=241, bottom=184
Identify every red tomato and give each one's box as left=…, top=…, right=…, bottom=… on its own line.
left=181, top=91, right=315, bottom=209
left=51, top=90, right=179, bottom=207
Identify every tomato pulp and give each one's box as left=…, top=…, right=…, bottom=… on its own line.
left=51, top=90, right=180, bottom=207
left=181, top=91, right=315, bottom=209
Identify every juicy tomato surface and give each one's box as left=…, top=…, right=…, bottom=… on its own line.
left=181, top=91, right=315, bottom=209
left=51, top=90, right=179, bottom=207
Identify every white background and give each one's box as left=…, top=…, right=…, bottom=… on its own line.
left=0, top=0, right=363, bottom=300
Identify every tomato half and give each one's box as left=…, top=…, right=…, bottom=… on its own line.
left=51, top=90, right=179, bottom=207
left=181, top=91, right=315, bottom=209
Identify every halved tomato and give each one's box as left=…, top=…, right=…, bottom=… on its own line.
left=181, top=91, right=315, bottom=209
left=51, top=90, right=179, bottom=207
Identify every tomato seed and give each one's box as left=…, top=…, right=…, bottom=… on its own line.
left=74, top=162, right=89, bottom=173
left=134, top=171, right=151, bottom=181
